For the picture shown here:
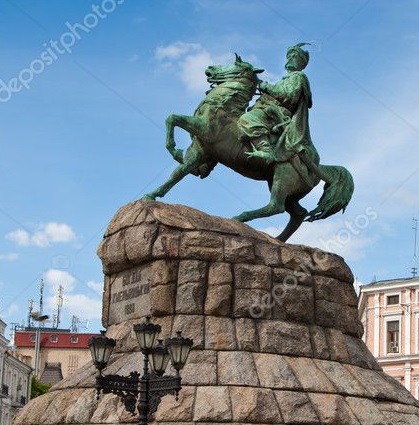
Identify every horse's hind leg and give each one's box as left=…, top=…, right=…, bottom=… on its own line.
left=276, top=196, right=308, bottom=242
left=143, top=144, right=208, bottom=200
left=232, top=167, right=287, bottom=222
left=232, top=197, right=286, bottom=222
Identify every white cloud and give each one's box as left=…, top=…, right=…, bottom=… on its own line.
left=43, top=271, right=102, bottom=323
left=6, top=229, right=30, bottom=246
left=155, top=42, right=232, bottom=93
left=155, top=41, right=202, bottom=60
left=258, top=210, right=379, bottom=262
left=179, top=50, right=214, bottom=93
left=5, top=222, right=76, bottom=248
left=44, top=269, right=76, bottom=293
left=63, top=294, right=102, bottom=320
left=36, top=222, right=76, bottom=245
left=87, top=280, right=103, bottom=295
left=0, top=253, right=19, bottom=261
left=46, top=293, right=102, bottom=321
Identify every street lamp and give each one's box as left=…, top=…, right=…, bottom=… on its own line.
left=88, top=330, right=116, bottom=373
left=89, top=316, right=193, bottom=425
left=31, top=313, right=50, bottom=377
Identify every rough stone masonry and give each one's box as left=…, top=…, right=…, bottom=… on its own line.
left=14, top=201, right=419, bottom=424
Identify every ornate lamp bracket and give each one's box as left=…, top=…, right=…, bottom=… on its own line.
left=89, top=317, right=193, bottom=424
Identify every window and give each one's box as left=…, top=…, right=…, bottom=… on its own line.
left=68, top=355, right=79, bottom=374
left=50, top=335, right=58, bottom=343
left=387, top=295, right=399, bottom=305
left=387, top=320, right=400, bottom=353
left=70, top=336, right=78, bottom=344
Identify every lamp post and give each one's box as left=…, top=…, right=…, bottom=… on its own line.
left=31, top=313, right=49, bottom=378
left=89, top=316, right=193, bottom=425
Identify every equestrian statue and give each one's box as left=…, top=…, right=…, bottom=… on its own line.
left=142, top=43, right=354, bottom=242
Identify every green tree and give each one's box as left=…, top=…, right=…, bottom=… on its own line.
left=30, top=376, right=51, bottom=399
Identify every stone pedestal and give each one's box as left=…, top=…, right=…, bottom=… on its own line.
left=14, top=201, right=419, bottom=424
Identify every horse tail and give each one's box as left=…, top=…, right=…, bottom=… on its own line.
left=305, top=164, right=354, bottom=222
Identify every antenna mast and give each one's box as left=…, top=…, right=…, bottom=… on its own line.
left=56, top=285, right=63, bottom=329
left=27, top=299, right=34, bottom=328
left=412, top=217, right=418, bottom=278
left=71, top=315, right=89, bottom=333
left=39, top=278, right=44, bottom=325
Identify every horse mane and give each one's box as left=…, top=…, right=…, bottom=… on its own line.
left=198, top=80, right=256, bottom=116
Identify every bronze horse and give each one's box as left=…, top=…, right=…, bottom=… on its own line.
left=143, top=55, right=353, bottom=241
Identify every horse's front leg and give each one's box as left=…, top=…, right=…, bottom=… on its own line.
left=166, top=114, right=205, bottom=164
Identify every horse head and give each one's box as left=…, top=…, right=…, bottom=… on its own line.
left=205, top=53, right=264, bottom=86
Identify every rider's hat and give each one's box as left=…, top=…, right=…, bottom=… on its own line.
left=287, top=43, right=310, bottom=70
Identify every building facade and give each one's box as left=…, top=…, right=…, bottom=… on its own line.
left=0, top=319, right=32, bottom=425
left=14, top=329, right=99, bottom=385
left=359, top=277, right=419, bottom=398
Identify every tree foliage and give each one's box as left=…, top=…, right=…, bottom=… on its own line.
left=30, top=376, right=51, bottom=399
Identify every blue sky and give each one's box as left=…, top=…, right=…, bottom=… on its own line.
left=0, top=0, right=418, bottom=335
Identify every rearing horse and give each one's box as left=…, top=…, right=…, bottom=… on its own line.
left=143, top=54, right=354, bottom=242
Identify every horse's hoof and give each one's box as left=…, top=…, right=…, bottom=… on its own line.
left=174, top=149, right=184, bottom=164
left=141, top=194, right=156, bottom=201
left=232, top=215, right=245, bottom=222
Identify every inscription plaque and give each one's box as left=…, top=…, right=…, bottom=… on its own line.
left=107, top=265, right=152, bottom=325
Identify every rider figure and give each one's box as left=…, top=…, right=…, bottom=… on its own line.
left=238, top=43, right=319, bottom=178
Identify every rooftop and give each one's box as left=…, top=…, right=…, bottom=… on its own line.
left=14, top=330, right=100, bottom=349
left=360, top=276, right=419, bottom=291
